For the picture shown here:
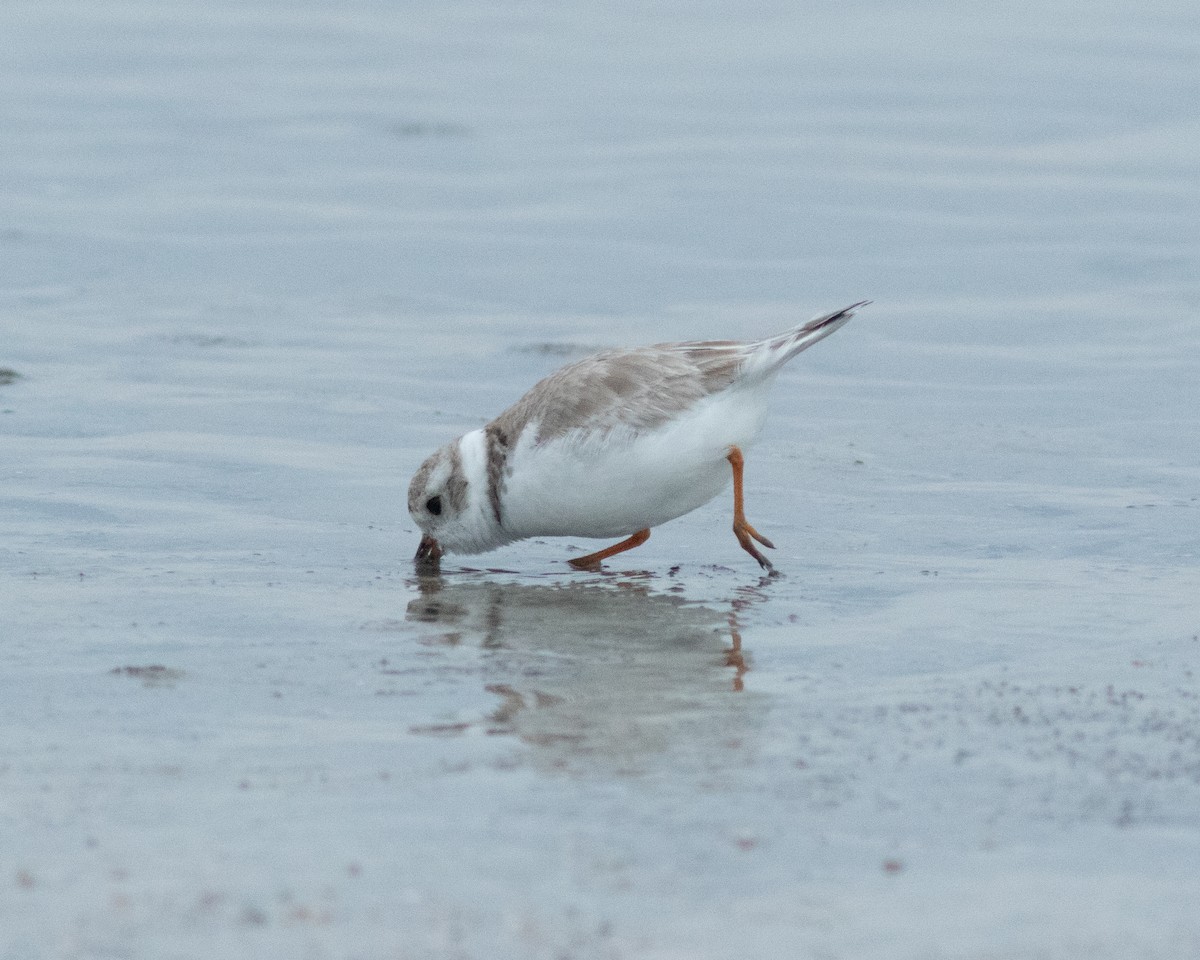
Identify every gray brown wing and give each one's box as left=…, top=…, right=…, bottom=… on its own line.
left=489, top=342, right=747, bottom=446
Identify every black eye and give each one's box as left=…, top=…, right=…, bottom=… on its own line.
left=425, top=495, right=443, bottom=516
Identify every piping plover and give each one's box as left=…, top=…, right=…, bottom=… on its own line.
left=409, top=302, right=865, bottom=571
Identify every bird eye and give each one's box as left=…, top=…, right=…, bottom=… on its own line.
left=425, top=495, right=443, bottom=516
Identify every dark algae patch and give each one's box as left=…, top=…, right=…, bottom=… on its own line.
left=111, top=665, right=185, bottom=687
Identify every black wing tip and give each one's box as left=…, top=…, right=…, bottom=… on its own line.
left=833, top=299, right=872, bottom=320
left=804, top=300, right=871, bottom=333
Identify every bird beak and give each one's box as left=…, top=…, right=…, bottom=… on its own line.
left=414, top=533, right=443, bottom=569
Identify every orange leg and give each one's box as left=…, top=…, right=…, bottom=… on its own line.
left=727, top=446, right=775, bottom=569
left=567, top=528, right=651, bottom=570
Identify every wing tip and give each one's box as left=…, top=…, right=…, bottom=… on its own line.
left=798, top=299, right=870, bottom=335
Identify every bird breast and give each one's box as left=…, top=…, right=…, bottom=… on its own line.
left=498, top=383, right=772, bottom=539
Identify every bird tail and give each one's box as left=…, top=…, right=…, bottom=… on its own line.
left=747, top=301, right=868, bottom=377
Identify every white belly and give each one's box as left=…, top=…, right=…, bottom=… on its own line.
left=499, top=384, right=772, bottom=540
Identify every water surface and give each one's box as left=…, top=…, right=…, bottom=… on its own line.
left=2, top=1, right=1198, bottom=957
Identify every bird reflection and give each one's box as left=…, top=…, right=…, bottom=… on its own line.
left=396, top=572, right=771, bottom=775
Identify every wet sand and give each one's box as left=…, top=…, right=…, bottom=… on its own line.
left=3, top=0, right=1199, bottom=957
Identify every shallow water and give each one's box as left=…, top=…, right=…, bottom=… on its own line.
left=3, top=1, right=1199, bottom=958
